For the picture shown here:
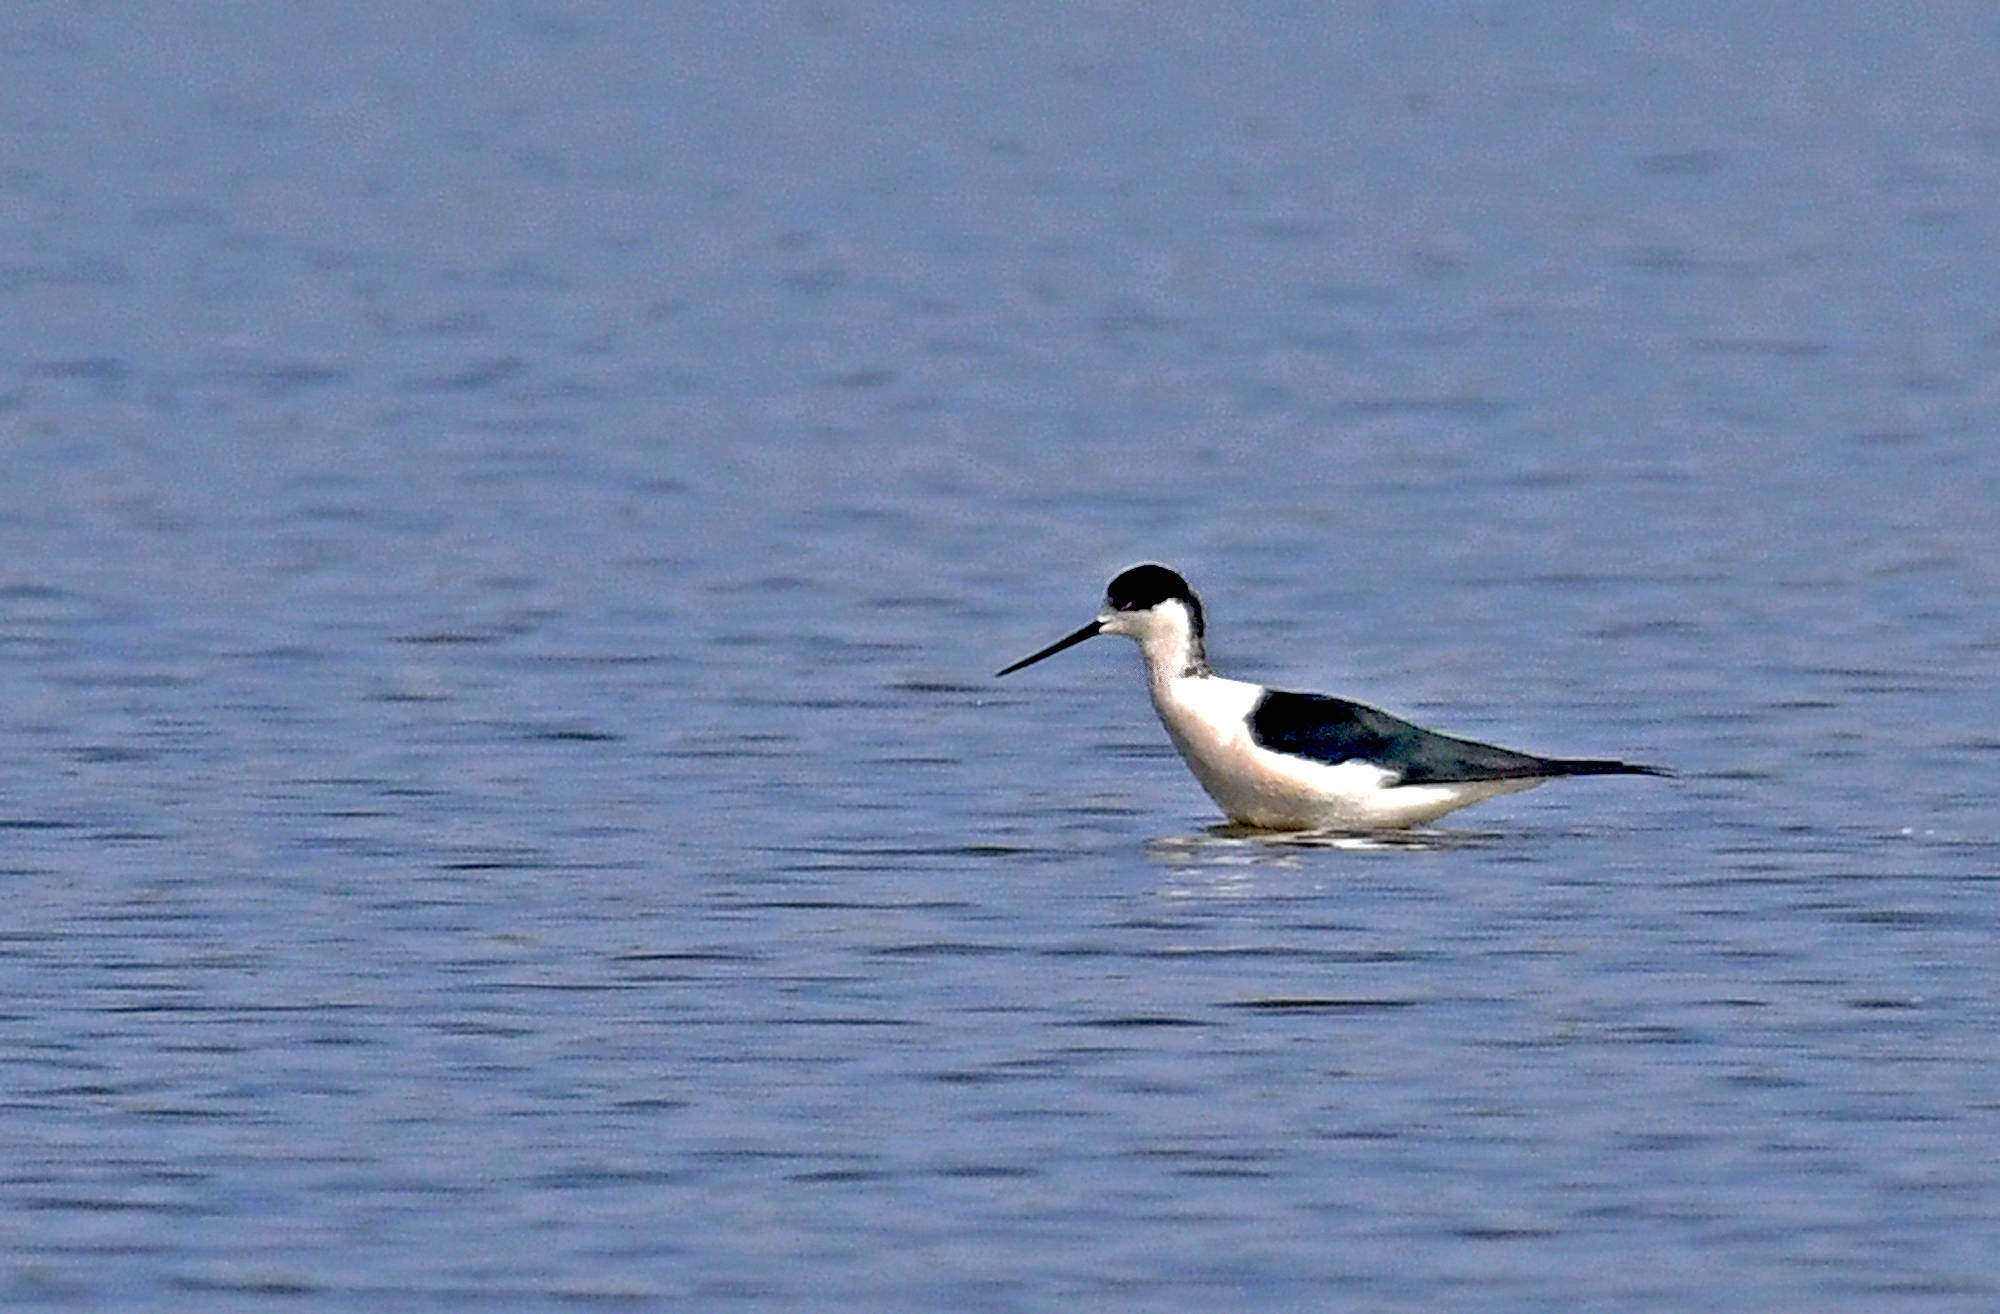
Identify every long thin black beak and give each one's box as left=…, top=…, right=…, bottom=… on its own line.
left=996, top=619, right=1104, bottom=676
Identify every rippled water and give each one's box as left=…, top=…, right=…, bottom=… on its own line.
left=4, top=3, right=1999, bottom=1309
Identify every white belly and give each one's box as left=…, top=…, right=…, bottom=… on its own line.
left=1148, top=675, right=1542, bottom=830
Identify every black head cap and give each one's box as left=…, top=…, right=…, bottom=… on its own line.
left=1104, top=563, right=1203, bottom=635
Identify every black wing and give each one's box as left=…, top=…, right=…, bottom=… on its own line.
left=1247, top=690, right=1665, bottom=785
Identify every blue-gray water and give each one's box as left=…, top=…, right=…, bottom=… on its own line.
left=5, top=3, right=1999, bottom=1309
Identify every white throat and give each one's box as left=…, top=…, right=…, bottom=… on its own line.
left=1103, top=599, right=1210, bottom=687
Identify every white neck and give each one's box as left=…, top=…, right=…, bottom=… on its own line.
left=1106, top=599, right=1210, bottom=688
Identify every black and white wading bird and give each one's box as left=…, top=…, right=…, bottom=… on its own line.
left=997, top=564, right=1667, bottom=831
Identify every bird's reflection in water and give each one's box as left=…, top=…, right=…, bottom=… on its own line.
left=1145, top=825, right=1518, bottom=894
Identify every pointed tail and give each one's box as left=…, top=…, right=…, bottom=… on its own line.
left=1540, top=757, right=1674, bottom=778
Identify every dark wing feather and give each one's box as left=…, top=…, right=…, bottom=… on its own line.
left=1247, top=690, right=1665, bottom=784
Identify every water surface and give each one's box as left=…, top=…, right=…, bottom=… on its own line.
left=3, top=3, right=1999, bottom=1309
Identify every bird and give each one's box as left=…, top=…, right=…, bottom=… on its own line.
left=996, top=563, right=1667, bottom=831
